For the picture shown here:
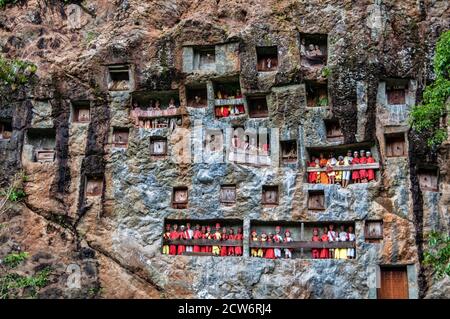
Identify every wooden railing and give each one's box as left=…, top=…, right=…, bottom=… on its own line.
left=163, top=239, right=243, bottom=247
left=214, top=98, right=245, bottom=106
left=306, top=163, right=380, bottom=173
left=163, top=239, right=355, bottom=249
left=249, top=241, right=355, bottom=249
left=131, top=108, right=184, bottom=119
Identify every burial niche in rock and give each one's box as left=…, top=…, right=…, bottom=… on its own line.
left=107, top=64, right=132, bottom=91
left=364, top=220, right=383, bottom=243
left=172, top=186, right=188, bottom=209
left=85, top=176, right=103, bottom=197
left=300, top=33, right=328, bottom=66
left=112, top=128, right=129, bottom=148
left=307, top=190, right=325, bottom=211
left=386, top=79, right=409, bottom=105
left=306, top=144, right=379, bottom=186
left=162, top=218, right=243, bottom=256
left=186, top=84, right=208, bottom=108
left=324, top=119, right=344, bottom=142
left=220, top=185, right=236, bottom=204
left=418, top=167, right=439, bottom=192
left=71, top=101, right=91, bottom=123
left=25, top=128, right=56, bottom=163
left=262, top=185, right=279, bottom=206
left=256, top=46, right=278, bottom=72
left=247, top=95, right=268, bottom=118
left=193, top=46, right=216, bottom=72
left=131, top=91, right=182, bottom=129
left=306, top=81, right=329, bottom=107
left=385, top=133, right=406, bottom=157
left=150, top=136, right=167, bottom=156
left=213, top=78, right=245, bottom=118
left=249, top=220, right=356, bottom=259
left=280, top=140, right=297, bottom=164
left=228, top=127, right=271, bottom=166
left=0, top=120, right=12, bottom=141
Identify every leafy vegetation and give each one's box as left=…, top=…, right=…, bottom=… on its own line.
left=410, top=30, right=450, bottom=147
left=0, top=55, right=37, bottom=89
left=424, top=231, right=450, bottom=279
left=0, top=251, right=51, bottom=299
left=2, top=252, right=29, bottom=268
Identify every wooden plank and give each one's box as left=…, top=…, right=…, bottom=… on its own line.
left=249, top=241, right=355, bottom=249
left=214, top=98, right=245, bottom=106
left=163, top=239, right=243, bottom=247
left=306, top=163, right=380, bottom=172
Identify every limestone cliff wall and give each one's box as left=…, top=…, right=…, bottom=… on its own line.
left=0, top=0, right=449, bottom=299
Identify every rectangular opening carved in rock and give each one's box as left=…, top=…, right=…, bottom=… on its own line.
left=131, top=91, right=183, bottom=129
left=308, top=190, right=325, bottom=210
left=112, top=128, right=129, bottom=148
left=378, top=266, right=409, bottom=299
left=107, top=64, right=131, bottom=91
left=365, top=220, right=383, bottom=242
left=386, top=79, right=408, bottom=105
left=71, top=101, right=91, bottom=123
left=280, top=140, right=297, bottom=164
left=220, top=185, right=236, bottom=204
left=418, top=167, right=439, bottom=192
left=256, top=46, right=278, bottom=72
left=324, top=119, right=344, bottom=142
left=306, top=143, right=379, bottom=185
left=262, top=185, right=279, bottom=206
left=300, top=33, right=328, bottom=66
left=213, top=77, right=245, bottom=118
left=25, top=128, right=56, bottom=163
left=229, top=127, right=271, bottom=166
left=306, top=81, right=329, bottom=107
left=162, top=218, right=243, bottom=256
left=172, top=186, right=188, bottom=209
left=247, top=95, right=269, bottom=118
left=249, top=220, right=356, bottom=259
left=150, top=136, right=167, bottom=156
left=385, top=133, right=406, bottom=157
left=0, top=120, right=12, bottom=141
left=85, top=176, right=103, bottom=198
left=193, top=46, right=216, bottom=72
left=186, top=84, right=208, bottom=108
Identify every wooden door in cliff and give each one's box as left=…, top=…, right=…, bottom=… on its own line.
left=378, top=267, right=409, bottom=299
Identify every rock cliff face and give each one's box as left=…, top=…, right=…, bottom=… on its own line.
left=0, top=0, right=449, bottom=299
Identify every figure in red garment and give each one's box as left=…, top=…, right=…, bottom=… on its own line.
left=204, top=226, right=212, bottom=253
left=265, top=233, right=276, bottom=259
left=351, top=151, right=360, bottom=183
left=234, top=227, right=243, bottom=256
left=177, top=225, right=187, bottom=255
left=220, top=227, right=228, bottom=256
left=200, top=226, right=207, bottom=253
left=359, top=150, right=368, bottom=183
left=227, top=228, right=235, bottom=256
left=169, top=224, right=179, bottom=255
left=320, top=227, right=329, bottom=259
left=311, top=228, right=321, bottom=259
left=308, top=156, right=318, bottom=184
left=366, top=151, right=376, bottom=181
left=193, top=224, right=202, bottom=253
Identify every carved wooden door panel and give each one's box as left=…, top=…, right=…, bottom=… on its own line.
left=378, top=267, right=409, bottom=299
